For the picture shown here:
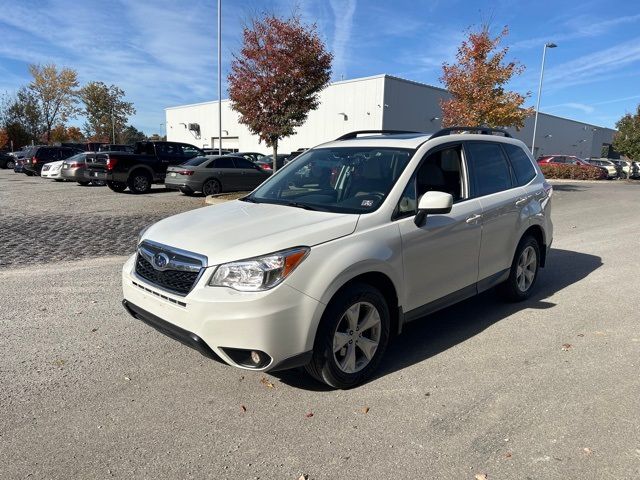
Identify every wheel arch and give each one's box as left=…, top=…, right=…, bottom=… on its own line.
left=522, top=224, right=547, bottom=267
left=127, top=165, right=154, bottom=179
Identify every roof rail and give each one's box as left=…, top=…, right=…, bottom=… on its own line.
left=430, top=126, right=512, bottom=139
left=335, top=130, right=421, bottom=141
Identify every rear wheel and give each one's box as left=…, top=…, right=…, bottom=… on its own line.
left=305, top=283, right=390, bottom=389
left=127, top=171, right=152, bottom=194
left=77, top=181, right=90, bottom=186
left=107, top=181, right=127, bottom=193
left=179, top=187, right=195, bottom=196
left=202, top=179, right=221, bottom=196
left=6, top=159, right=15, bottom=169
left=499, top=235, right=540, bottom=301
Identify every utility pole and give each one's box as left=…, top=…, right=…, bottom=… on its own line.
left=217, top=0, right=222, bottom=155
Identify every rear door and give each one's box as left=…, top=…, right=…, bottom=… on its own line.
left=233, top=157, right=270, bottom=190
left=205, top=157, right=241, bottom=190
left=465, top=141, right=528, bottom=281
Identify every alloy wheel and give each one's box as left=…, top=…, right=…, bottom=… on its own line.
left=332, top=301, right=382, bottom=374
left=516, top=245, right=537, bottom=292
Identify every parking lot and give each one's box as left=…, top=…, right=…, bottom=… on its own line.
left=1, top=170, right=639, bottom=479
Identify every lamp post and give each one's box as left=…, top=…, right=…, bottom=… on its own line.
left=217, top=0, right=222, bottom=156
left=531, top=42, right=557, bottom=155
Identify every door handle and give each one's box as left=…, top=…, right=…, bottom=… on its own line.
left=466, top=213, right=482, bottom=224
left=515, top=197, right=528, bottom=206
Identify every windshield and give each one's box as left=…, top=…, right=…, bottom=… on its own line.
left=181, top=156, right=209, bottom=166
left=66, top=153, right=85, bottom=163
left=246, top=146, right=414, bottom=214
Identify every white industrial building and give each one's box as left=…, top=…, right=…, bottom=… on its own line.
left=165, top=74, right=616, bottom=159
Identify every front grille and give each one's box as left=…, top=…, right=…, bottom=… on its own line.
left=135, top=255, right=199, bottom=295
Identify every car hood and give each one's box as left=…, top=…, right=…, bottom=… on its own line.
left=141, top=200, right=359, bottom=265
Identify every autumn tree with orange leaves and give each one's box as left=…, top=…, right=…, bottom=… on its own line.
left=440, top=26, right=533, bottom=129
left=228, top=14, right=332, bottom=171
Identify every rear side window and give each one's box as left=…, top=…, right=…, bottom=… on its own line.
left=466, top=142, right=513, bottom=197
left=212, top=158, right=235, bottom=168
left=504, top=144, right=536, bottom=186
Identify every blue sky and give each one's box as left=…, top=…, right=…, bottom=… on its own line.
left=0, top=0, right=638, bottom=134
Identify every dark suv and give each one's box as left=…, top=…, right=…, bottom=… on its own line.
left=23, top=146, right=82, bottom=175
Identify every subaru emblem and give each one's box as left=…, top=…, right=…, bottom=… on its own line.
left=152, top=252, right=170, bottom=270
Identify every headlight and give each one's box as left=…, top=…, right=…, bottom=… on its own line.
left=209, top=247, right=309, bottom=292
left=137, top=225, right=150, bottom=245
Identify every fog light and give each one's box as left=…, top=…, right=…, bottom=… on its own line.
left=250, top=350, right=261, bottom=364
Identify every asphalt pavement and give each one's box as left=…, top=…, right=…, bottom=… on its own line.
left=1, top=171, right=639, bottom=479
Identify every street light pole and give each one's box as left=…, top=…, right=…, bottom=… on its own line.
left=217, top=0, right=222, bottom=156
left=111, top=107, right=116, bottom=144
left=531, top=42, right=557, bottom=155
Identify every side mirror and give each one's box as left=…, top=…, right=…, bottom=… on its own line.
left=414, top=191, right=453, bottom=226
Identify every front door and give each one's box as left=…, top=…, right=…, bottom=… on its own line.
left=396, top=143, right=482, bottom=312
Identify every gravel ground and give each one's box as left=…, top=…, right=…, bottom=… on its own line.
left=1, top=170, right=639, bottom=479
left=0, top=172, right=204, bottom=267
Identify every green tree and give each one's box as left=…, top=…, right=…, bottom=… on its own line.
left=613, top=105, right=640, bottom=177
left=0, top=88, right=44, bottom=147
left=228, top=13, right=332, bottom=171
left=440, top=25, right=533, bottom=129
left=121, top=125, right=146, bottom=144
left=28, top=64, right=80, bottom=143
left=79, top=81, right=135, bottom=143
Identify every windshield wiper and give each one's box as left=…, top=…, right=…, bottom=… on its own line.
left=282, top=201, right=325, bottom=211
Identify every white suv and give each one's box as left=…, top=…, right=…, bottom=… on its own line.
left=122, top=128, right=553, bottom=388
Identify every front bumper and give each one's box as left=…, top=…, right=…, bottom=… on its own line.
left=121, top=254, right=320, bottom=371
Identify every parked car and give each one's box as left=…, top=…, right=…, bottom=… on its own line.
left=122, top=127, right=553, bottom=388
left=204, top=148, right=235, bottom=156
left=632, top=161, right=640, bottom=178
left=23, top=146, right=81, bottom=176
left=165, top=155, right=271, bottom=195
left=225, top=151, right=266, bottom=163
left=538, top=155, right=607, bottom=177
left=13, top=146, right=40, bottom=174
left=85, top=141, right=205, bottom=194
left=40, top=160, right=66, bottom=180
left=608, top=159, right=632, bottom=178
left=287, top=148, right=308, bottom=161
left=587, top=158, right=618, bottom=179
left=255, top=154, right=289, bottom=171
left=59, top=152, right=96, bottom=185
left=0, top=152, right=15, bottom=169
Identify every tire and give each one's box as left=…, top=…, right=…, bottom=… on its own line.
left=107, top=181, right=127, bottom=193
left=77, top=181, right=90, bottom=186
left=498, top=235, right=541, bottom=302
left=179, top=187, right=195, bottom=196
left=305, top=283, right=391, bottom=389
left=127, top=171, right=152, bottom=194
left=6, top=159, right=15, bottom=170
left=25, top=171, right=34, bottom=176
left=202, top=178, right=221, bottom=196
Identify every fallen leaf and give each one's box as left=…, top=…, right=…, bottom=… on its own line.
left=361, top=407, right=370, bottom=414
left=475, top=474, right=488, bottom=480
left=124, top=376, right=131, bottom=381
left=583, top=447, right=592, bottom=455
left=305, top=412, right=314, bottom=418
left=240, top=405, right=247, bottom=413
left=297, top=475, right=308, bottom=480
left=53, top=359, right=65, bottom=367
left=562, top=343, right=572, bottom=351
left=91, top=328, right=98, bottom=333
left=505, top=452, right=512, bottom=458
left=577, top=333, right=584, bottom=337
left=260, top=377, right=274, bottom=388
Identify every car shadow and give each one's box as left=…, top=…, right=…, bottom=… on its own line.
left=274, top=248, right=602, bottom=391
left=550, top=184, right=587, bottom=192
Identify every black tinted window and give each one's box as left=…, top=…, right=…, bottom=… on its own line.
left=182, top=156, right=209, bottom=167
left=466, top=142, right=513, bottom=196
left=213, top=158, right=235, bottom=168
left=233, top=158, right=255, bottom=169
left=504, top=144, right=536, bottom=186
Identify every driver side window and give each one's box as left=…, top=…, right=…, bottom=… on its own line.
left=395, top=145, right=464, bottom=218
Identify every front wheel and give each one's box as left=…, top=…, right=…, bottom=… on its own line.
left=305, top=283, right=390, bottom=389
left=77, top=181, right=90, bottom=186
left=6, top=160, right=15, bottom=169
left=107, top=181, right=127, bottom=193
left=499, top=235, right=541, bottom=301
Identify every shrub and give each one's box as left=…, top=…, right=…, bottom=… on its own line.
left=539, top=163, right=606, bottom=180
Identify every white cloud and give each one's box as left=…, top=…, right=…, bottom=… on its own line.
left=329, top=0, right=357, bottom=80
